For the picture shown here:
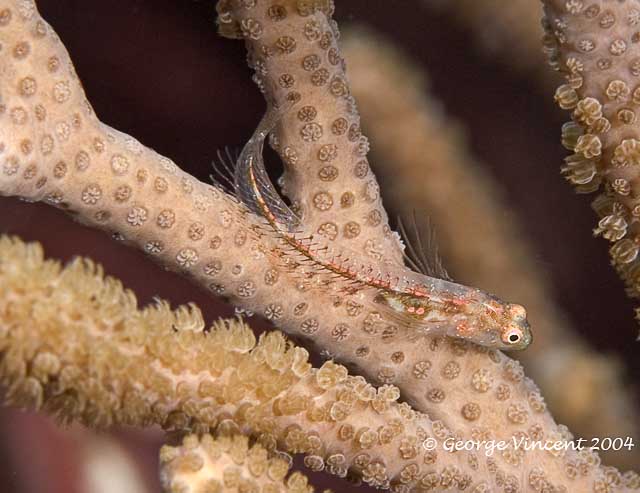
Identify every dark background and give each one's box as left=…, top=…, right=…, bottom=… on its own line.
left=1, top=1, right=638, bottom=490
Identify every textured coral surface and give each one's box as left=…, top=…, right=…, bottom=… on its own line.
left=543, top=0, right=640, bottom=329
left=343, top=26, right=640, bottom=468
left=0, top=0, right=639, bottom=491
left=160, top=434, right=316, bottom=493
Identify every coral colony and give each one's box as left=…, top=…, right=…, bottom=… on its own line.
left=0, top=0, right=639, bottom=491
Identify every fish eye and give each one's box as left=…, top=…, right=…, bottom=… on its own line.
left=503, top=328, right=523, bottom=344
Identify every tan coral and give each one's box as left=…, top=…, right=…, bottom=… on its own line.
left=542, top=0, right=640, bottom=332
left=160, top=434, right=314, bottom=493
left=342, top=26, right=640, bottom=469
left=0, top=0, right=404, bottom=390
left=0, top=235, right=479, bottom=490
left=216, top=0, right=403, bottom=265
left=0, top=0, right=639, bottom=491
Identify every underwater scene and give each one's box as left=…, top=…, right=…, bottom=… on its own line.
left=0, top=0, right=639, bottom=491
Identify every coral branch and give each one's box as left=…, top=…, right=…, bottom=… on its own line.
left=0, top=235, right=479, bottom=490
left=160, top=434, right=314, bottom=493
left=543, top=0, right=640, bottom=333
left=0, top=0, right=387, bottom=379
left=0, top=0, right=638, bottom=491
left=342, top=26, right=640, bottom=469
left=216, top=0, right=402, bottom=265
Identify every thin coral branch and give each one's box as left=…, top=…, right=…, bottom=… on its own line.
left=342, top=25, right=640, bottom=469
left=542, top=0, right=640, bottom=335
left=160, top=433, right=315, bottom=493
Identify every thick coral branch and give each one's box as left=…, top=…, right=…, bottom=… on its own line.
left=0, top=1, right=638, bottom=491
left=0, top=235, right=480, bottom=490
left=0, top=0, right=394, bottom=387
left=160, top=434, right=315, bottom=493
left=216, top=0, right=403, bottom=265
left=543, top=0, right=640, bottom=332
left=342, top=26, right=640, bottom=469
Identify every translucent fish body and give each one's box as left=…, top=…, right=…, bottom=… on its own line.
left=217, top=104, right=532, bottom=351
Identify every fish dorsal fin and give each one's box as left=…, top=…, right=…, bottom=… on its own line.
left=397, top=212, right=451, bottom=281
left=210, top=103, right=301, bottom=232
left=234, top=103, right=301, bottom=232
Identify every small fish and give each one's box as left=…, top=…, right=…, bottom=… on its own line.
left=214, top=104, right=532, bottom=351
left=374, top=288, right=532, bottom=350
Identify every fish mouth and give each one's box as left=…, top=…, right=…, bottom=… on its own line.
left=523, top=329, right=533, bottom=348
left=521, top=321, right=533, bottom=348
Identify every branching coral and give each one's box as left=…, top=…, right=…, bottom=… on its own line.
left=0, top=0, right=412, bottom=389
left=543, top=0, right=640, bottom=334
left=160, top=433, right=316, bottom=493
left=0, top=235, right=479, bottom=490
left=0, top=0, right=639, bottom=491
left=216, top=0, right=402, bottom=264
left=342, top=26, right=640, bottom=469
